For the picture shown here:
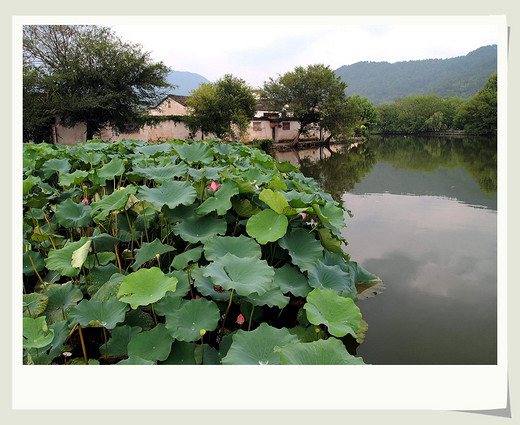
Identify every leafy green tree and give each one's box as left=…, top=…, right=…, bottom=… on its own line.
left=262, top=64, right=350, bottom=145
left=454, top=73, right=497, bottom=134
left=23, top=25, right=171, bottom=141
left=185, top=74, right=257, bottom=141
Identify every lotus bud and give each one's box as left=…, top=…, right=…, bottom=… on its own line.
left=236, top=313, right=245, bottom=326
left=208, top=181, right=221, bottom=191
left=199, top=329, right=206, bottom=336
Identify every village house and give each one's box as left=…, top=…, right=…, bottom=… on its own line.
left=53, top=94, right=322, bottom=145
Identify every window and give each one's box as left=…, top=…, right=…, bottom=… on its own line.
left=282, top=122, right=290, bottom=130
left=253, top=122, right=262, bottom=131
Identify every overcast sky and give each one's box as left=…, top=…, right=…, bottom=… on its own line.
left=110, top=17, right=499, bottom=88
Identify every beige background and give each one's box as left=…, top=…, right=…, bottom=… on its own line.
left=3, top=0, right=518, bottom=422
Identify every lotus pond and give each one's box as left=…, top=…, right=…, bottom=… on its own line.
left=22, top=138, right=380, bottom=365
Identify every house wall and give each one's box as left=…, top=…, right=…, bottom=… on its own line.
left=149, top=99, right=187, bottom=116
left=98, top=121, right=206, bottom=143
left=55, top=122, right=87, bottom=145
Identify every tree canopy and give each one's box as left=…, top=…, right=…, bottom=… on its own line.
left=184, top=74, right=257, bottom=141
left=261, top=64, right=352, bottom=144
left=23, top=25, right=171, bottom=142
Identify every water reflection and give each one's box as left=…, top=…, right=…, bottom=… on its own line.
left=274, top=135, right=497, bottom=365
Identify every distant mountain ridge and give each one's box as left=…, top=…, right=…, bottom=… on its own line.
left=334, top=45, right=497, bottom=104
left=166, top=70, right=211, bottom=96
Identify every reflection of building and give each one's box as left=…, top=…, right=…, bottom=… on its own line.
left=53, top=95, right=322, bottom=145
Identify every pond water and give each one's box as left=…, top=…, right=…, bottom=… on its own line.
left=274, top=135, right=497, bottom=365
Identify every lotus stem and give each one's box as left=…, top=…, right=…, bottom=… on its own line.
left=77, top=325, right=88, bottom=364
left=186, top=265, right=194, bottom=299
left=27, top=251, right=46, bottom=289
left=114, top=245, right=122, bottom=274
left=151, top=303, right=158, bottom=325
left=221, top=289, right=234, bottom=331
left=248, top=305, right=254, bottom=331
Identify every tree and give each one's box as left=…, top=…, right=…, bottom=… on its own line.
left=454, top=73, right=497, bottom=134
left=261, top=64, right=350, bottom=146
left=184, top=74, right=257, bottom=141
left=23, top=25, right=171, bottom=141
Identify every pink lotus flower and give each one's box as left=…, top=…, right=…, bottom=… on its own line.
left=236, top=314, right=245, bottom=326
left=208, top=181, right=221, bottom=191
left=82, top=197, right=89, bottom=205
left=299, top=212, right=307, bottom=219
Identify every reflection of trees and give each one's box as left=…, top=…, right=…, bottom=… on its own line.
left=298, top=144, right=377, bottom=201
left=368, top=135, right=497, bottom=193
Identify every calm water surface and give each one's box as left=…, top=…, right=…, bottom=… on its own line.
left=275, top=136, right=497, bottom=365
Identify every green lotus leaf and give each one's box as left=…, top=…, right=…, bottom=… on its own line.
left=153, top=294, right=185, bottom=316
left=318, top=227, right=343, bottom=253
left=23, top=175, right=41, bottom=195
left=245, top=288, right=290, bottom=309
left=27, top=320, right=70, bottom=364
left=76, top=149, right=106, bottom=165
left=231, top=198, right=261, bottom=217
left=83, top=252, right=116, bottom=269
left=69, top=297, right=129, bottom=329
left=171, top=246, right=203, bottom=270
left=246, top=209, right=288, bottom=245
left=90, top=185, right=138, bottom=223
left=127, top=323, right=173, bottom=361
left=303, top=288, right=362, bottom=338
left=132, top=238, right=176, bottom=270
left=305, top=261, right=354, bottom=293
left=275, top=160, right=299, bottom=173
left=23, top=293, right=49, bottom=317
left=259, top=188, right=295, bottom=215
left=278, top=229, right=323, bottom=271
left=131, top=162, right=188, bottom=183
left=137, top=180, right=197, bottom=210
left=278, top=338, right=366, bottom=365
left=134, top=143, right=173, bottom=157
left=41, top=158, right=71, bottom=178
left=58, top=170, right=89, bottom=187
left=165, top=270, right=191, bottom=298
left=172, top=214, right=227, bottom=243
left=87, top=264, right=121, bottom=296
left=30, top=226, right=52, bottom=243
left=195, top=179, right=239, bottom=216
left=222, top=323, right=298, bottom=365
left=96, top=157, right=125, bottom=181
left=355, top=319, right=369, bottom=344
left=44, top=237, right=90, bottom=276
left=117, top=355, right=155, bottom=365
left=346, top=261, right=379, bottom=283
left=273, top=264, right=312, bottom=297
left=90, top=273, right=126, bottom=302
left=99, top=325, right=142, bottom=358
left=117, top=267, right=178, bottom=309
left=43, top=282, right=84, bottom=324
left=71, top=239, right=92, bottom=268
left=203, top=253, right=274, bottom=297
left=160, top=341, right=219, bottom=365
left=23, top=316, right=54, bottom=349
left=90, top=233, right=120, bottom=252
left=123, top=308, right=155, bottom=331
left=268, top=175, right=288, bottom=191
left=288, top=325, right=322, bottom=343
left=165, top=298, right=220, bottom=342
left=191, top=266, right=231, bottom=302
left=281, top=190, right=316, bottom=208
left=203, top=235, right=262, bottom=261
left=23, top=251, right=45, bottom=275
left=54, top=198, right=93, bottom=228
left=314, top=203, right=347, bottom=235
left=175, top=142, right=214, bottom=164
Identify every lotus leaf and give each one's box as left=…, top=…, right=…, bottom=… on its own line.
left=278, top=338, right=366, bottom=365
left=278, top=228, right=323, bottom=271
left=126, top=323, right=173, bottom=361
left=131, top=238, right=176, bottom=270
left=90, top=185, right=138, bottom=223
left=268, top=175, right=288, bottom=191
left=305, top=261, right=354, bottom=293
left=28, top=320, right=70, bottom=364
left=165, top=298, right=220, bottom=342
left=275, top=160, right=299, bottom=173
left=23, top=293, right=49, bottom=317
left=83, top=252, right=116, bottom=269
left=99, top=325, right=142, bottom=358
left=164, top=270, right=191, bottom=298
left=175, top=142, right=214, bottom=164
left=318, top=227, right=343, bottom=253
left=43, top=282, right=84, bottom=323
left=134, top=143, right=173, bottom=157
left=131, top=162, right=188, bottom=183
left=71, top=239, right=92, bottom=268
left=90, top=273, right=126, bottom=302
left=245, top=288, right=290, bottom=309
left=117, top=356, right=155, bottom=365
left=117, top=267, right=178, bottom=309
left=23, top=251, right=45, bottom=275
left=90, top=233, right=120, bottom=252
left=222, top=323, right=298, bottom=365
left=96, top=157, right=125, bottom=181
left=23, top=316, right=55, bottom=349
left=273, top=264, right=312, bottom=297
left=191, top=267, right=231, bottom=302
left=246, top=209, right=288, bottom=245
left=346, top=261, right=379, bottom=283
left=69, top=297, right=129, bottom=329
left=58, top=170, right=88, bottom=187
left=137, top=180, right=197, bottom=210
left=23, top=175, right=40, bottom=195
left=123, top=308, right=155, bottom=331
left=160, top=341, right=219, bottom=365
left=153, top=293, right=185, bottom=316
left=231, top=198, right=261, bottom=217
left=203, top=235, right=262, bottom=261
left=87, top=264, right=122, bottom=296
left=171, top=246, right=203, bottom=270
left=44, top=237, right=90, bottom=276
left=203, top=253, right=274, bottom=297
left=172, top=214, right=227, bottom=243
left=41, top=158, right=71, bottom=178
left=54, top=199, right=93, bottom=228
left=303, top=288, right=362, bottom=338
left=259, top=188, right=295, bottom=215
left=195, top=179, right=239, bottom=216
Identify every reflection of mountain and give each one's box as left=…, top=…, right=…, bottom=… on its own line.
left=350, top=162, right=497, bottom=210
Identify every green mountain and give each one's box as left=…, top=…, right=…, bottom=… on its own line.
left=335, top=45, right=497, bottom=104
left=166, top=70, right=211, bottom=96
